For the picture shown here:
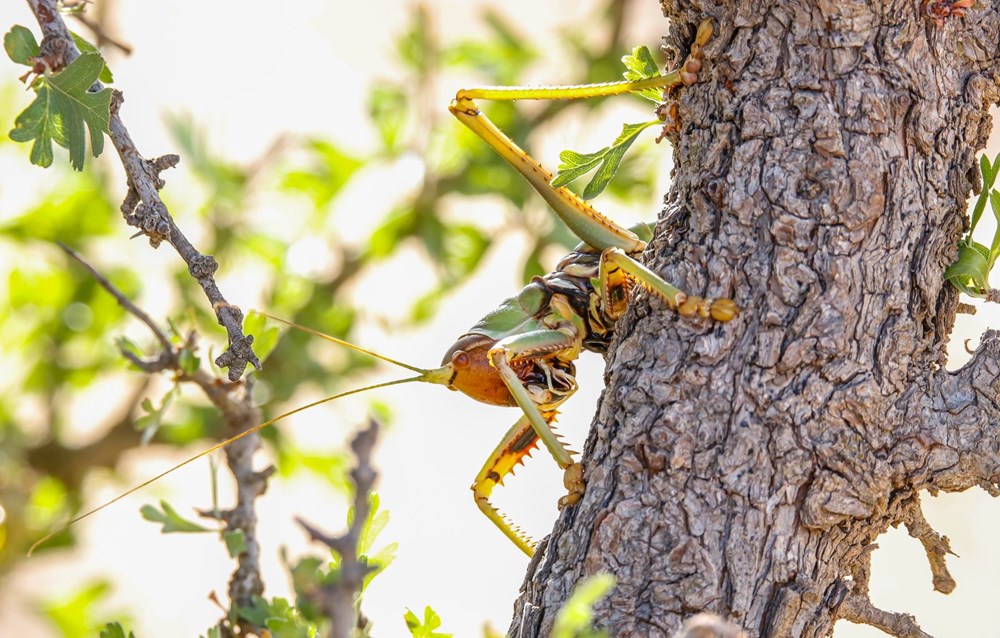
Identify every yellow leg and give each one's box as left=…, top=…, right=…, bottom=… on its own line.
left=472, top=416, right=540, bottom=556
left=488, top=329, right=579, bottom=468
left=447, top=19, right=714, bottom=253
left=602, top=248, right=739, bottom=322
left=486, top=329, right=587, bottom=535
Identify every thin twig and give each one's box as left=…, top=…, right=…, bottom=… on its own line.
left=297, top=420, right=380, bottom=638
left=25, top=0, right=260, bottom=381
left=57, top=241, right=172, bottom=352
left=58, top=245, right=269, bottom=628
left=71, top=11, right=132, bottom=55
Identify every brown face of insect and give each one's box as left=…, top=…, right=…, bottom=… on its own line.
left=441, top=334, right=519, bottom=407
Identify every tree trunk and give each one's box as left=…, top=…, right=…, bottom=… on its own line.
left=510, top=2, right=1000, bottom=637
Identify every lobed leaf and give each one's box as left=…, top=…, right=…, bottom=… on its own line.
left=140, top=499, right=211, bottom=533
left=135, top=384, right=179, bottom=445
left=238, top=596, right=316, bottom=638
left=9, top=52, right=112, bottom=170
left=551, top=121, right=658, bottom=200
left=620, top=45, right=662, bottom=102
left=403, top=606, right=451, bottom=638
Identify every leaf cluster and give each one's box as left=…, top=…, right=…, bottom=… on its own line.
left=946, top=153, right=1000, bottom=297
left=550, top=46, right=664, bottom=200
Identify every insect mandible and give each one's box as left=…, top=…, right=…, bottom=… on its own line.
left=31, top=18, right=736, bottom=558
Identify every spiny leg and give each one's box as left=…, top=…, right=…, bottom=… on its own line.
left=487, top=329, right=586, bottom=511
left=472, top=416, right=541, bottom=556
left=600, top=248, right=739, bottom=322
left=447, top=19, right=714, bottom=254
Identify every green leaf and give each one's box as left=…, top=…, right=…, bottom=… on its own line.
left=135, top=384, right=179, bottom=444
left=9, top=51, right=112, bottom=170
left=244, top=310, right=282, bottom=364
left=5, top=25, right=38, bottom=66
left=178, top=347, right=201, bottom=376
left=363, top=540, right=399, bottom=590
left=115, top=336, right=146, bottom=361
left=70, top=32, right=114, bottom=83
left=621, top=45, right=662, bottom=102
left=237, top=597, right=315, bottom=638
left=349, top=492, right=398, bottom=589
left=353, top=492, right=387, bottom=555
left=550, top=573, right=616, bottom=638
left=404, top=606, right=451, bottom=638
left=224, top=529, right=247, bottom=557
left=551, top=121, right=658, bottom=199
left=989, top=188, right=1000, bottom=267
left=550, top=148, right=609, bottom=189
left=140, top=499, right=211, bottom=533
left=100, top=622, right=136, bottom=638
left=981, top=154, right=995, bottom=188
left=945, top=241, right=990, bottom=297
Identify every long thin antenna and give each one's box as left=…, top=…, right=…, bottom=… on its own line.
left=27, top=375, right=422, bottom=556
left=256, top=311, right=428, bottom=374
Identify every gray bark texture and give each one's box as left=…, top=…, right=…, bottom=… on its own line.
left=509, top=2, right=1000, bottom=637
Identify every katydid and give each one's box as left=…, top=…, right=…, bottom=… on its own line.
left=31, top=19, right=736, bottom=558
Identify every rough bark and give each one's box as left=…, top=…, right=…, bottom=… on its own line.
left=510, top=2, right=1000, bottom=637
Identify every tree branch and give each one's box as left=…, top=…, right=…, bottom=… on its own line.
left=296, top=420, right=380, bottom=638
left=837, top=592, right=935, bottom=638
left=908, top=329, right=1000, bottom=497
left=58, top=242, right=269, bottom=623
left=25, top=0, right=260, bottom=381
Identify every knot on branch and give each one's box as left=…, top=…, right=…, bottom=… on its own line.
left=215, top=333, right=257, bottom=380
left=37, top=33, right=68, bottom=72
left=147, top=154, right=180, bottom=190
left=124, top=200, right=171, bottom=247
left=189, top=254, right=220, bottom=279
left=110, top=89, right=124, bottom=115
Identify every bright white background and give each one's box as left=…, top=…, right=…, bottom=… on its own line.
left=0, top=2, right=998, bottom=637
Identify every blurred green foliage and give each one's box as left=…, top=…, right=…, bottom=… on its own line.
left=550, top=573, right=616, bottom=638
left=404, top=606, right=452, bottom=638
left=1, top=1, right=665, bottom=635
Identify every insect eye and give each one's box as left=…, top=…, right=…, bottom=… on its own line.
left=452, top=351, right=470, bottom=368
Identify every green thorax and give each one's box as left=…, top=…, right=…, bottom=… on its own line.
left=465, top=278, right=551, bottom=341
